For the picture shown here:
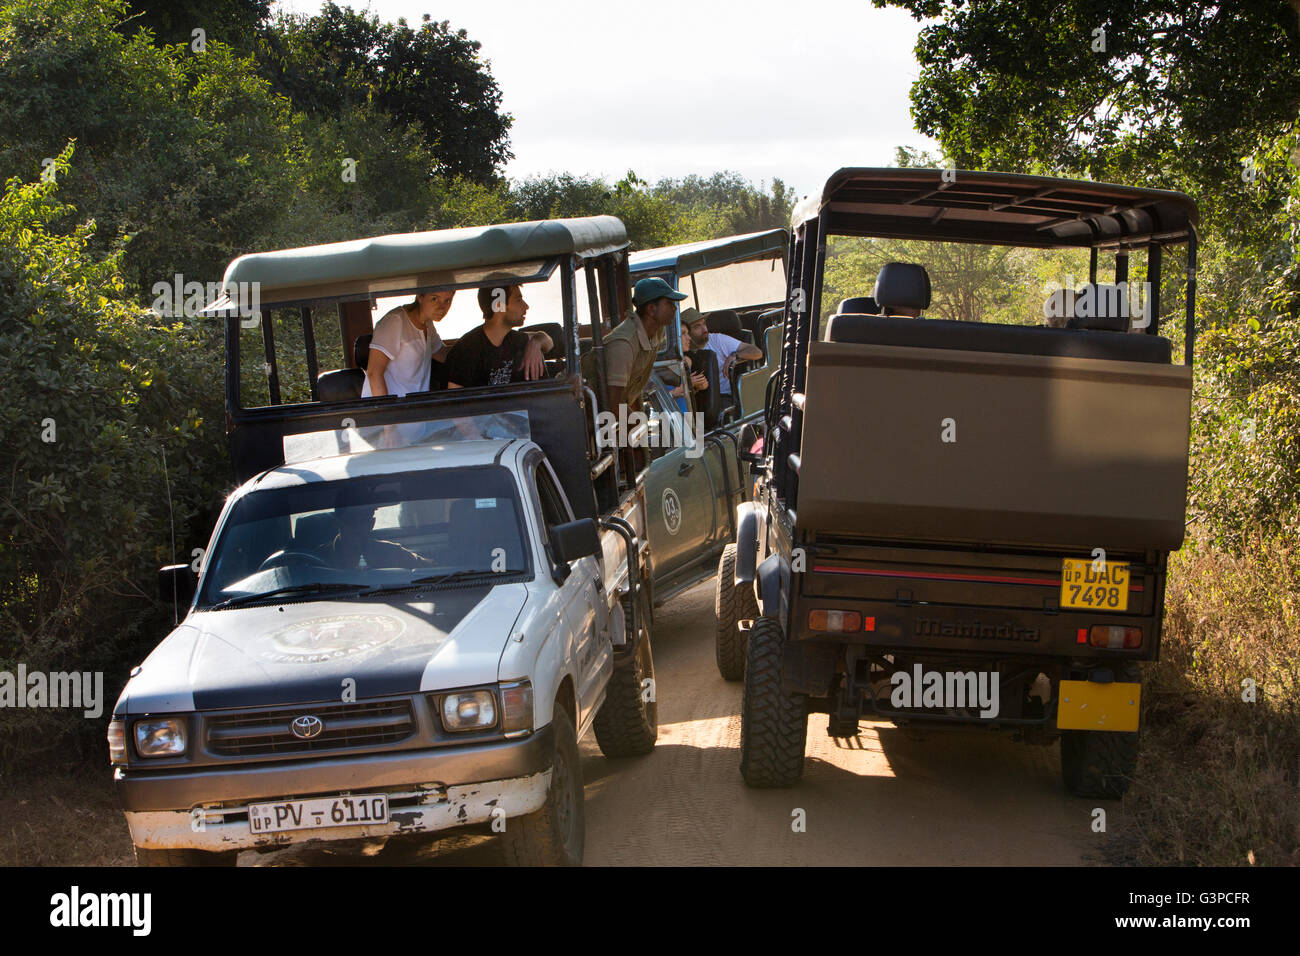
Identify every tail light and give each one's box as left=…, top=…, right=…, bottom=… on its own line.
left=1089, top=625, right=1142, bottom=649
left=809, top=610, right=862, bottom=632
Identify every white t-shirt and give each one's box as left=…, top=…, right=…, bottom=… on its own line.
left=703, top=333, right=743, bottom=394
left=361, top=306, right=443, bottom=397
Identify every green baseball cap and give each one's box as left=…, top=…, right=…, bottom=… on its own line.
left=632, top=276, right=687, bottom=308
left=680, top=306, right=707, bottom=327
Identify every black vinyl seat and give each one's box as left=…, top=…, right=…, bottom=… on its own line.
left=684, top=348, right=723, bottom=431
left=706, top=309, right=754, bottom=346
left=316, top=332, right=374, bottom=402
left=293, top=512, right=340, bottom=551
left=874, top=263, right=931, bottom=315
left=823, top=313, right=1172, bottom=364
left=520, top=322, right=566, bottom=359
left=353, top=333, right=373, bottom=368
left=837, top=296, right=878, bottom=315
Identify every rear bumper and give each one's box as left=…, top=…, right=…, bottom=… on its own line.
left=116, top=725, right=554, bottom=851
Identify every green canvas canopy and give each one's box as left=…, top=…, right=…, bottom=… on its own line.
left=210, top=216, right=629, bottom=308
left=629, top=228, right=787, bottom=278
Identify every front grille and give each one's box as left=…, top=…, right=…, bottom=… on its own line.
left=206, top=699, right=416, bottom=757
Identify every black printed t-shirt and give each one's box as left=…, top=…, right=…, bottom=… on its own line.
left=444, top=325, right=528, bottom=388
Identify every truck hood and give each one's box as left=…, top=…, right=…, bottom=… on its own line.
left=117, top=583, right=528, bottom=713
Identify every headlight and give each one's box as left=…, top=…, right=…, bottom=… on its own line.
left=440, top=690, right=497, bottom=732
left=133, top=718, right=187, bottom=757
left=107, top=719, right=126, bottom=764
left=500, top=681, right=533, bottom=734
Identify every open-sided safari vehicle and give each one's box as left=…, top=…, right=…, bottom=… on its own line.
left=112, top=217, right=683, bottom=865
left=630, top=228, right=788, bottom=420
left=726, top=168, right=1197, bottom=797
left=624, top=230, right=787, bottom=607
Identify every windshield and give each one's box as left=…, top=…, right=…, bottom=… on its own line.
left=197, top=466, right=530, bottom=609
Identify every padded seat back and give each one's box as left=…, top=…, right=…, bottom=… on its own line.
left=685, top=348, right=723, bottom=431
left=1069, top=283, right=1130, bottom=332
left=521, top=322, right=566, bottom=360
left=294, top=512, right=340, bottom=551
left=353, top=333, right=373, bottom=369
left=317, top=367, right=365, bottom=402
left=738, top=323, right=784, bottom=417
left=824, top=313, right=1171, bottom=364
left=837, top=296, right=878, bottom=315
left=706, top=309, right=744, bottom=338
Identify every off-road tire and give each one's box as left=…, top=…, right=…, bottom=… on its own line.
left=134, top=846, right=238, bottom=867
left=593, top=593, right=658, bottom=757
left=1060, top=662, right=1142, bottom=799
left=739, top=616, right=808, bottom=787
left=715, top=543, right=758, bottom=681
left=501, top=703, right=584, bottom=866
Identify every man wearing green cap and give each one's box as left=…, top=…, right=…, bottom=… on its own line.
left=602, top=276, right=686, bottom=412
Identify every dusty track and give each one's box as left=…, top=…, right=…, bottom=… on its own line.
left=262, top=576, right=1101, bottom=866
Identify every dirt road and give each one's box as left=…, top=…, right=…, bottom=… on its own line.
left=264, top=575, right=1101, bottom=866
left=580, top=579, right=1099, bottom=866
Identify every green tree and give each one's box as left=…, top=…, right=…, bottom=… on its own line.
left=0, top=155, right=228, bottom=765
left=0, top=0, right=298, bottom=291
left=259, top=3, right=512, bottom=183
left=120, top=0, right=270, bottom=51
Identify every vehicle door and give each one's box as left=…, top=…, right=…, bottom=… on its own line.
left=528, top=454, right=609, bottom=729
left=642, top=372, right=718, bottom=587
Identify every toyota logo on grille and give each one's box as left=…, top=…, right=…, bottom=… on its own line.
left=290, top=715, right=324, bottom=739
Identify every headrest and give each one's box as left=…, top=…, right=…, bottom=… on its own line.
left=873, top=262, right=931, bottom=314
left=1067, top=284, right=1130, bottom=332
left=837, top=296, right=878, bottom=315
left=706, top=309, right=743, bottom=337
left=293, top=512, right=340, bottom=551
left=353, top=333, right=373, bottom=369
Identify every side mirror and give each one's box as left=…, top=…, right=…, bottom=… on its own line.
left=158, top=563, right=197, bottom=610
left=737, top=423, right=764, bottom=464
left=549, top=518, right=601, bottom=566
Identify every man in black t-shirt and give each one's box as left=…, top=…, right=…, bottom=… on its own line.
left=445, top=284, right=552, bottom=388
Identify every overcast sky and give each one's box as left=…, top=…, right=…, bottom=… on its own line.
left=273, top=0, right=938, bottom=198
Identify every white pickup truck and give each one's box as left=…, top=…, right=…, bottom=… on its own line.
left=112, top=426, right=654, bottom=866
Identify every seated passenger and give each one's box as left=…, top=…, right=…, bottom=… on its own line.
left=445, top=283, right=552, bottom=388
left=318, top=505, right=435, bottom=571
left=682, top=307, right=762, bottom=402
left=363, top=291, right=455, bottom=398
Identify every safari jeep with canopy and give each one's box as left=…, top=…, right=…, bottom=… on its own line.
left=625, top=229, right=787, bottom=611
left=727, top=168, right=1197, bottom=797
left=110, top=217, right=682, bottom=865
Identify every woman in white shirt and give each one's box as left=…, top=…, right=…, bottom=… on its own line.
left=362, top=291, right=455, bottom=397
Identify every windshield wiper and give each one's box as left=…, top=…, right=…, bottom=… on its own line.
left=359, top=568, right=526, bottom=596
left=208, top=582, right=370, bottom=611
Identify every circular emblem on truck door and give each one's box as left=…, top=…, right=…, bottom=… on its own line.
left=661, top=487, right=682, bottom=536
left=290, top=715, right=324, bottom=739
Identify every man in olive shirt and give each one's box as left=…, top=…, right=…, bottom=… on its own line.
left=603, top=277, right=685, bottom=411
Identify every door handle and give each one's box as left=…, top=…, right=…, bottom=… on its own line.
left=678, top=461, right=695, bottom=476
